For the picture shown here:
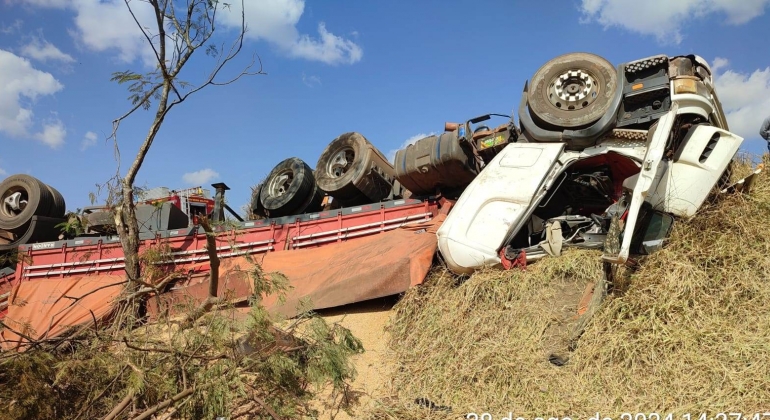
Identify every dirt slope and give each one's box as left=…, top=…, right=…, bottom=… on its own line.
left=313, top=296, right=398, bottom=420
left=362, top=159, right=770, bottom=418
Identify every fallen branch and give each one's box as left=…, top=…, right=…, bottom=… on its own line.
left=253, top=394, right=283, bottom=420
left=119, top=271, right=186, bottom=302
left=122, top=337, right=228, bottom=361
left=179, top=296, right=226, bottom=329
left=130, top=387, right=194, bottom=420
left=242, top=382, right=285, bottom=420
left=75, top=365, right=128, bottom=420
left=231, top=401, right=257, bottom=419
left=103, top=390, right=134, bottom=420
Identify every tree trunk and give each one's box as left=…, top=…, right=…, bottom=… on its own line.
left=119, top=181, right=141, bottom=284
left=115, top=180, right=143, bottom=319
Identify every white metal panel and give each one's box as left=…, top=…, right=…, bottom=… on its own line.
left=437, top=142, right=565, bottom=274
left=605, top=105, right=678, bottom=264
left=648, top=125, right=743, bottom=216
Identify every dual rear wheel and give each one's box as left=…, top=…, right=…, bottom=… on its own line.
left=255, top=132, right=397, bottom=218
left=0, top=174, right=66, bottom=235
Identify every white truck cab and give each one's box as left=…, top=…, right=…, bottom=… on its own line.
left=437, top=53, right=742, bottom=274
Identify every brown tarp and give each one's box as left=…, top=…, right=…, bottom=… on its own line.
left=150, top=214, right=446, bottom=318
left=0, top=275, right=124, bottom=351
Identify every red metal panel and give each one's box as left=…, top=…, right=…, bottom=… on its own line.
left=17, top=200, right=440, bottom=281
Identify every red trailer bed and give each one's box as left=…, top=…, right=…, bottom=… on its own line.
left=15, top=198, right=441, bottom=280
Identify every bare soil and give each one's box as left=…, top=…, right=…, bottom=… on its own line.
left=313, top=296, right=398, bottom=420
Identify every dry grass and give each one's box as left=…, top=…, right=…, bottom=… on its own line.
left=370, top=158, right=770, bottom=418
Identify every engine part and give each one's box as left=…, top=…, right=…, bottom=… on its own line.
left=393, top=131, right=478, bottom=197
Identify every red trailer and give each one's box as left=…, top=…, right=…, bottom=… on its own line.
left=15, top=198, right=440, bottom=280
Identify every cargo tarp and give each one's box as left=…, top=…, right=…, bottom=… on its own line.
left=149, top=214, right=446, bottom=318
left=0, top=214, right=445, bottom=350
left=0, top=275, right=124, bottom=351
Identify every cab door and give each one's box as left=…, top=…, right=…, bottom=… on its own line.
left=437, top=142, right=566, bottom=274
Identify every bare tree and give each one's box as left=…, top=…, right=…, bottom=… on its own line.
left=107, top=0, right=264, bottom=302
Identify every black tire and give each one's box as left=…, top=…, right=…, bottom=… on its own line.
left=259, top=158, right=316, bottom=217
left=46, top=184, right=66, bottom=218
left=316, top=132, right=368, bottom=201
left=315, top=132, right=394, bottom=205
left=0, top=174, right=54, bottom=233
left=296, top=177, right=324, bottom=214
left=528, top=52, right=617, bottom=129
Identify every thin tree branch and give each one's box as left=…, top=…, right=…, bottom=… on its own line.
left=103, top=389, right=134, bottom=420
left=129, top=387, right=194, bottom=420
left=75, top=365, right=128, bottom=420
left=152, top=0, right=169, bottom=74
left=122, top=337, right=228, bottom=360
left=123, top=0, right=163, bottom=73
left=244, top=383, right=284, bottom=420
left=124, top=79, right=171, bottom=187
left=110, top=83, right=164, bottom=126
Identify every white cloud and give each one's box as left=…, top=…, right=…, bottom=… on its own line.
left=711, top=58, right=770, bottom=141
left=18, top=0, right=158, bottom=66
left=579, top=0, right=770, bottom=44
left=81, top=131, right=98, bottom=150
left=21, top=0, right=70, bottom=6
left=182, top=168, right=220, bottom=186
left=70, top=0, right=157, bottom=65
left=290, top=23, right=363, bottom=65
left=20, top=0, right=362, bottom=66
left=302, top=73, right=321, bottom=87
left=387, top=132, right=436, bottom=163
left=1, top=19, right=23, bottom=35
left=711, top=57, right=730, bottom=73
left=35, top=120, right=66, bottom=148
left=0, top=167, right=6, bottom=176
left=20, top=36, right=75, bottom=63
left=0, top=49, right=65, bottom=148
left=220, top=1, right=362, bottom=65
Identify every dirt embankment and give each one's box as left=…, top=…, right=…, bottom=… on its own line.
left=315, top=159, right=770, bottom=419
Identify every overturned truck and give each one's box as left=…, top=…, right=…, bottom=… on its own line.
left=0, top=52, right=748, bottom=347
left=437, top=53, right=742, bottom=273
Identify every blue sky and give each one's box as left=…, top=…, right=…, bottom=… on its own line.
left=1, top=0, right=769, bottom=212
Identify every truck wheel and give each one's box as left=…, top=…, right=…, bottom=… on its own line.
left=46, top=184, right=66, bottom=218
left=259, top=157, right=316, bottom=217
left=315, top=132, right=395, bottom=204
left=296, top=177, right=324, bottom=214
left=527, top=52, right=617, bottom=129
left=0, top=174, right=54, bottom=233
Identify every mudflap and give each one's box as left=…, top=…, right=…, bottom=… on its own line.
left=499, top=247, right=527, bottom=270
